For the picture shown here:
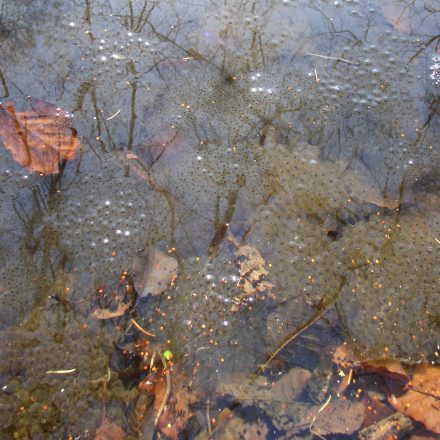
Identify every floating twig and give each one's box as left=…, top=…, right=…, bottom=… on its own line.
left=45, top=368, right=76, bottom=374
left=131, top=318, right=156, bottom=337
left=304, top=52, right=360, bottom=66
left=314, top=69, right=320, bottom=83
left=106, top=109, right=121, bottom=120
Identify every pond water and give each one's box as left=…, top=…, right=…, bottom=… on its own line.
left=0, top=0, right=439, bottom=438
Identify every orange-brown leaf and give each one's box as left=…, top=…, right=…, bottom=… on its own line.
left=0, top=99, right=80, bottom=174
left=333, top=344, right=409, bottom=382
left=389, top=364, right=440, bottom=434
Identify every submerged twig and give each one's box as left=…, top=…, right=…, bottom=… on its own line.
left=259, top=276, right=346, bottom=372
left=131, top=318, right=156, bottom=337
left=258, top=305, right=329, bottom=373
left=206, top=398, right=212, bottom=434
left=154, top=353, right=171, bottom=427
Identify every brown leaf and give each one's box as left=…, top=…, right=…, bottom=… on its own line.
left=217, top=368, right=311, bottom=402
left=95, top=418, right=125, bottom=440
left=308, top=398, right=364, bottom=435
left=133, top=248, right=178, bottom=298
left=90, top=302, right=131, bottom=319
left=389, top=364, right=440, bottom=434
left=0, top=99, right=80, bottom=174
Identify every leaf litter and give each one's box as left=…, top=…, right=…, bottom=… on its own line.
left=389, top=364, right=440, bottom=434
left=332, top=342, right=440, bottom=436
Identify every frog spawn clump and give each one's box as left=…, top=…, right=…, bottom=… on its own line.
left=333, top=212, right=440, bottom=363
left=0, top=306, right=131, bottom=438
left=43, top=152, right=173, bottom=283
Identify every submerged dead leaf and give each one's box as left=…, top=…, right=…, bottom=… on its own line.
left=95, top=418, right=125, bottom=440
left=90, top=302, right=131, bottom=320
left=0, top=99, right=80, bottom=174
left=133, top=248, right=178, bottom=298
left=333, top=344, right=409, bottom=381
left=308, top=398, right=364, bottom=436
left=390, top=364, right=440, bottom=434
left=217, top=368, right=311, bottom=402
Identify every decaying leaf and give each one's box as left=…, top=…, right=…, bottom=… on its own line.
left=90, top=302, right=131, bottom=320
left=217, top=368, right=311, bottom=402
left=389, top=364, right=440, bottom=434
left=227, top=232, right=274, bottom=298
left=0, top=99, right=80, bottom=174
left=132, top=248, right=178, bottom=298
left=308, top=397, right=365, bottom=436
left=95, top=418, right=125, bottom=440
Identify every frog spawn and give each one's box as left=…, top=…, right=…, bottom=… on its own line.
left=0, top=306, right=131, bottom=437
left=334, top=213, right=440, bottom=363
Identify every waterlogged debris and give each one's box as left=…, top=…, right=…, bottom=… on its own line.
left=359, top=412, right=414, bottom=440
left=198, top=409, right=268, bottom=440
left=90, top=302, right=131, bottom=320
left=227, top=232, right=274, bottom=298
left=95, top=418, right=125, bottom=440
left=389, top=364, right=440, bottom=434
left=133, top=248, right=178, bottom=298
left=217, top=369, right=312, bottom=434
left=0, top=98, right=79, bottom=174
left=138, top=365, right=200, bottom=440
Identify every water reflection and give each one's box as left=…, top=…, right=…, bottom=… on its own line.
left=0, top=0, right=439, bottom=438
